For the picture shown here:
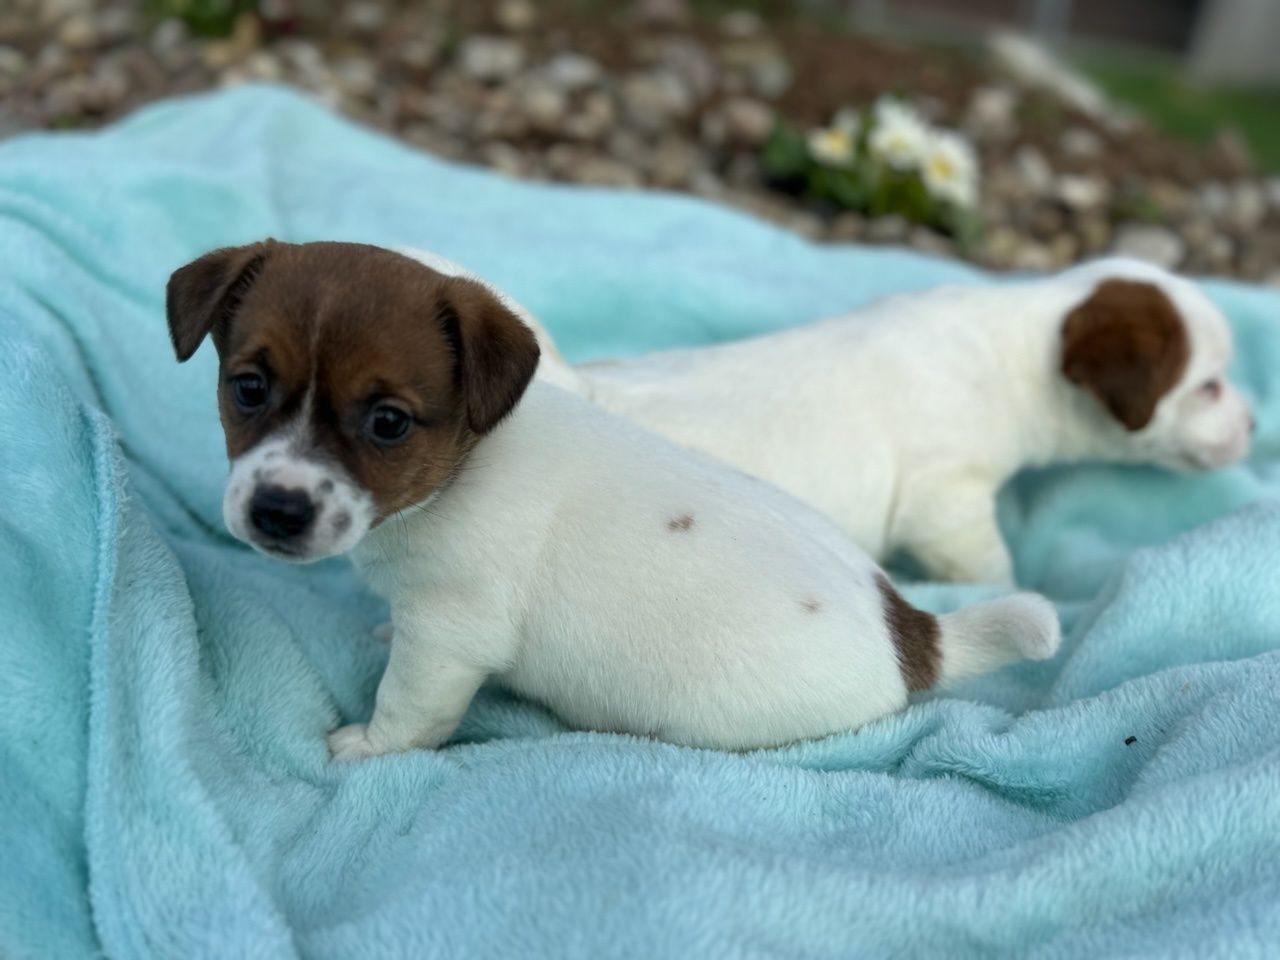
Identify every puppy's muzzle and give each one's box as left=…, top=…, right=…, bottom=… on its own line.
left=250, top=485, right=316, bottom=542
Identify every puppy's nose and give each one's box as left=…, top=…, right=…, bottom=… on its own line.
left=250, top=486, right=316, bottom=540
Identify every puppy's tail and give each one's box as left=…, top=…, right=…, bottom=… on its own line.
left=934, top=592, right=1061, bottom=685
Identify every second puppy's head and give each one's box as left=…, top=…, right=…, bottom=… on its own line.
left=167, top=241, right=539, bottom=562
left=1059, top=260, right=1253, bottom=471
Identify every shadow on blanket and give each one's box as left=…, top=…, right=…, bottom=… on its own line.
left=0, top=85, right=1278, bottom=958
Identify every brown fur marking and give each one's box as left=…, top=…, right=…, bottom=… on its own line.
left=1060, top=278, right=1190, bottom=431
left=668, top=514, right=694, bottom=531
left=875, top=574, right=940, bottom=692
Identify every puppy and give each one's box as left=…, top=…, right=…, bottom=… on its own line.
left=532, top=258, right=1253, bottom=584
left=167, top=241, right=1060, bottom=755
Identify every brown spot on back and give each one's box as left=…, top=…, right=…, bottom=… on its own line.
left=1060, top=278, right=1190, bottom=431
left=668, top=514, right=694, bottom=531
left=799, top=598, right=822, bottom=614
left=875, top=574, right=940, bottom=692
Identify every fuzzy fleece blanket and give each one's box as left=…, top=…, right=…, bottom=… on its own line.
left=1, top=85, right=1279, bottom=960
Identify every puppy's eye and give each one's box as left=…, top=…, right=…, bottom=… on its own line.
left=231, top=373, right=269, bottom=412
left=1198, top=378, right=1223, bottom=401
left=366, top=404, right=413, bottom=445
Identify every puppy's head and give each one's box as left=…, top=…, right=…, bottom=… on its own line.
left=167, top=240, right=539, bottom=562
left=1060, top=264, right=1252, bottom=471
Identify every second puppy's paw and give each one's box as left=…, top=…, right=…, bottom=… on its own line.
left=328, top=723, right=383, bottom=761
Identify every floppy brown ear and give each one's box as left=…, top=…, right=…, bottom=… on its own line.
left=166, top=241, right=272, bottom=362
left=1060, top=278, right=1190, bottom=431
left=437, top=278, right=541, bottom=434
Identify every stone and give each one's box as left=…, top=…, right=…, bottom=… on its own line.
left=721, top=96, right=773, bottom=146
left=563, top=90, right=614, bottom=142
left=150, top=18, right=190, bottom=65
left=828, top=211, right=867, bottom=241
left=1048, top=233, right=1080, bottom=267
left=621, top=71, right=693, bottom=133
left=1111, top=223, right=1186, bottom=269
left=519, top=81, right=567, bottom=135
left=721, top=10, right=764, bottom=37
left=544, top=53, right=603, bottom=93
left=341, top=0, right=386, bottom=34
left=909, top=227, right=955, bottom=258
left=865, top=215, right=910, bottom=244
left=0, top=45, right=25, bottom=77
left=460, top=36, right=525, bottom=83
left=95, top=7, right=136, bottom=45
left=635, top=0, right=689, bottom=28
left=648, top=135, right=701, bottom=188
left=333, top=56, right=377, bottom=99
left=978, top=226, right=1022, bottom=269
left=1059, top=126, right=1103, bottom=159
left=495, top=0, right=537, bottom=33
left=571, top=155, right=643, bottom=189
left=1077, top=216, right=1111, bottom=253
left=1055, top=174, right=1108, bottom=212
left=653, top=37, right=716, bottom=101
left=1229, top=181, right=1267, bottom=230
left=1197, top=181, right=1231, bottom=218
left=1011, top=241, right=1055, bottom=271
left=81, top=63, right=129, bottom=112
left=482, top=141, right=526, bottom=177
left=964, top=85, right=1017, bottom=141
left=1012, top=145, right=1053, bottom=195
left=399, top=37, right=441, bottom=72
left=57, top=13, right=95, bottom=50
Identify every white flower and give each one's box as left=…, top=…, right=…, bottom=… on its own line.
left=868, top=99, right=928, bottom=171
left=921, top=129, right=980, bottom=208
left=806, top=126, right=855, bottom=167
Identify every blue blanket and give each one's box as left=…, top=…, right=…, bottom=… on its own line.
left=1, top=85, right=1278, bottom=959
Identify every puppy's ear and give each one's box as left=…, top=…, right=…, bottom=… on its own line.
left=437, top=278, right=541, bottom=434
left=1060, top=278, right=1190, bottom=431
left=166, top=241, right=273, bottom=362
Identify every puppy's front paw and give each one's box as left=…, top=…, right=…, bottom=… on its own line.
left=328, top=723, right=383, bottom=761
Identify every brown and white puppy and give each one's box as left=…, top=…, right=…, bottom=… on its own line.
left=167, top=240, right=539, bottom=562
left=168, top=241, right=1060, bottom=755
left=528, top=257, right=1254, bottom=585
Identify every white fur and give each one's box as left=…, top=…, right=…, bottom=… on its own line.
left=528, top=257, right=1252, bottom=584
left=224, top=424, right=375, bottom=563
left=329, top=380, right=1060, bottom=756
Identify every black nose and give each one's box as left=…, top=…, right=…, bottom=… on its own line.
left=250, top=486, right=316, bottom=540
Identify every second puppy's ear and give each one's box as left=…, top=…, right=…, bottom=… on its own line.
left=436, top=278, right=541, bottom=434
left=1060, top=278, right=1190, bottom=431
left=166, top=240, right=274, bottom=362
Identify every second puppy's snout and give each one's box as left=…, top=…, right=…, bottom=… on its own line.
left=250, top=485, right=316, bottom=540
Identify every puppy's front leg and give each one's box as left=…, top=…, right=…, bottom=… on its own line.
left=900, top=483, right=1015, bottom=586
left=328, top=623, right=491, bottom=761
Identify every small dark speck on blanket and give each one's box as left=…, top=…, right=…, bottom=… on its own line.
left=1125, top=736, right=1138, bottom=746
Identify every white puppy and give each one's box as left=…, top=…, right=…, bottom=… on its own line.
left=167, top=241, right=1060, bottom=755
left=534, top=259, right=1253, bottom=584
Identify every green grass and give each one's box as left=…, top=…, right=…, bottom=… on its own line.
left=1078, top=51, right=1280, bottom=173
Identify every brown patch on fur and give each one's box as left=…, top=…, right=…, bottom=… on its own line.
left=875, top=574, right=940, bottom=692
left=166, top=241, right=540, bottom=520
left=1060, top=278, right=1190, bottom=431
left=799, top=598, right=821, bottom=614
left=668, top=514, right=694, bottom=531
